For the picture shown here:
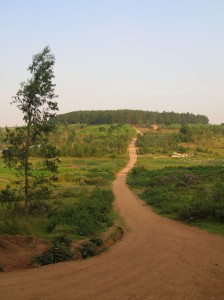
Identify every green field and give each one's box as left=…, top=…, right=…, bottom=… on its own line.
left=0, top=124, right=135, bottom=242
left=1, top=122, right=224, bottom=241
left=128, top=125, right=224, bottom=235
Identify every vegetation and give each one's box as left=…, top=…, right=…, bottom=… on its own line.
left=55, top=110, right=209, bottom=126
left=34, top=234, right=73, bottom=266
left=40, top=123, right=135, bottom=158
left=2, top=46, right=59, bottom=209
left=2, top=47, right=222, bottom=271
left=136, top=129, right=180, bottom=155
left=0, top=154, right=124, bottom=237
left=128, top=124, right=224, bottom=234
left=46, top=189, right=113, bottom=237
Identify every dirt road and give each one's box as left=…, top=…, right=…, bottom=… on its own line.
left=1, top=138, right=224, bottom=299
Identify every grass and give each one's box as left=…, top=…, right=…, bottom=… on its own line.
left=0, top=146, right=129, bottom=239
left=129, top=125, right=224, bottom=235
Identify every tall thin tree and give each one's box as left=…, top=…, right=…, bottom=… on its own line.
left=3, top=46, right=59, bottom=209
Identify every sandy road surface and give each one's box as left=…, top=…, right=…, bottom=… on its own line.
left=1, top=138, right=224, bottom=300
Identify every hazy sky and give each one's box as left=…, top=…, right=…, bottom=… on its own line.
left=1, top=0, right=223, bottom=126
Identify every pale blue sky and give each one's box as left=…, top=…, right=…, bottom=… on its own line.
left=1, top=0, right=223, bottom=126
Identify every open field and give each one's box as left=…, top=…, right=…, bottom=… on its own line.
left=128, top=125, right=224, bottom=235
left=0, top=124, right=135, bottom=271
left=0, top=124, right=135, bottom=241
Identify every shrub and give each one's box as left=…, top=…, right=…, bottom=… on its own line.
left=0, top=217, right=20, bottom=235
left=0, top=185, right=21, bottom=209
left=89, top=236, right=104, bottom=247
left=183, top=174, right=199, bottom=185
left=45, top=218, right=57, bottom=233
left=46, top=189, right=114, bottom=237
left=51, top=234, right=72, bottom=248
left=214, top=205, right=224, bottom=222
left=34, top=234, right=73, bottom=266
left=78, top=241, right=98, bottom=259
left=28, top=200, right=49, bottom=215
left=34, top=246, right=73, bottom=266
left=179, top=200, right=214, bottom=221
left=212, top=183, right=224, bottom=203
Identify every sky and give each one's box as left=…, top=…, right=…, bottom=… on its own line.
left=0, top=0, right=223, bottom=126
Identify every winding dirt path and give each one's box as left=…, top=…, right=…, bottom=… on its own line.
left=1, top=138, right=224, bottom=299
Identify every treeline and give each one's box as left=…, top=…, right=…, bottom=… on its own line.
left=55, top=110, right=209, bottom=126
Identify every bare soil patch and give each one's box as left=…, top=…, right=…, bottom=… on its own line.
left=0, top=236, right=49, bottom=272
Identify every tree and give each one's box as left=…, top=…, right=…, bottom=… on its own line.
left=3, top=46, right=59, bottom=209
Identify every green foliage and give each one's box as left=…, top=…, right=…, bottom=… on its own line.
left=78, top=241, right=98, bottom=259
left=47, top=189, right=113, bottom=237
left=0, top=217, right=20, bottom=235
left=51, top=234, right=72, bottom=248
left=179, top=200, right=214, bottom=220
left=89, top=236, right=104, bottom=247
left=34, top=233, right=73, bottom=266
left=27, top=200, right=50, bottom=215
left=48, top=123, right=135, bottom=158
left=179, top=124, right=224, bottom=144
left=0, top=185, right=21, bottom=209
left=0, top=155, right=122, bottom=238
left=55, top=110, right=209, bottom=126
left=128, top=165, right=224, bottom=227
left=3, top=46, right=59, bottom=208
left=136, top=131, right=181, bottom=155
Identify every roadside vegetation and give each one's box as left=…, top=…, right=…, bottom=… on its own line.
left=0, top=46, right=136, bottom=269
left=128, top=124, right=224, bottom=235
left=0, top=124, right=134, bottom=237
left=0, top=123, right=133, bottom=268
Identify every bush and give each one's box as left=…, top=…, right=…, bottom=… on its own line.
left=34, top=234, right=73, bottom=266
left=214, top=205, right=224, bottom=222
left=28, top=200, right=49, bottom=215
left=89, top=236, right=104, bottom=247
left=47, top=189, right=114, bottom=237
left=212, top=183, right=224, bottom=203
left=0, top=185, right=21, bottom=209
left=34, top=246, right=73, bottom=266
left=0, top=217, right=20, bottom=235
left=51, top=234, right=72, bottom=248
left=78, top=242, right=98, bottom=259
left=45, top=218, right=57, bottom=233
left=179, top=200, right=214, bottom=221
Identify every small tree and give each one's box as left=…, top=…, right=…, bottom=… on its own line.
left=3, top=46, right=59, bottom=209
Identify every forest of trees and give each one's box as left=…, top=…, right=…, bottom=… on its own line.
left=55, top=110, right=209, bottom=126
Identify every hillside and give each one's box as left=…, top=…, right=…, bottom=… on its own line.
left=55, top=109, right=209, bottom=126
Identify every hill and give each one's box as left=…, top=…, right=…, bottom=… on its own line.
left=55, top=109, right=209, bottom=126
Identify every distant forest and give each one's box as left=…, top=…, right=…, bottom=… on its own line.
left=55, top=110, right=209, bottom=126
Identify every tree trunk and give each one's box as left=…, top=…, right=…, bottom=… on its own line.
left=24, top=125, right=30, bottom=209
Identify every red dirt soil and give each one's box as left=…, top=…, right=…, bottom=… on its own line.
left=0, top=138, right=224, bottom=299
left=0, top=236, right=49, bottom=272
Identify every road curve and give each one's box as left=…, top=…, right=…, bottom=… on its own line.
left=1, top=138, right=224, bottom=300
